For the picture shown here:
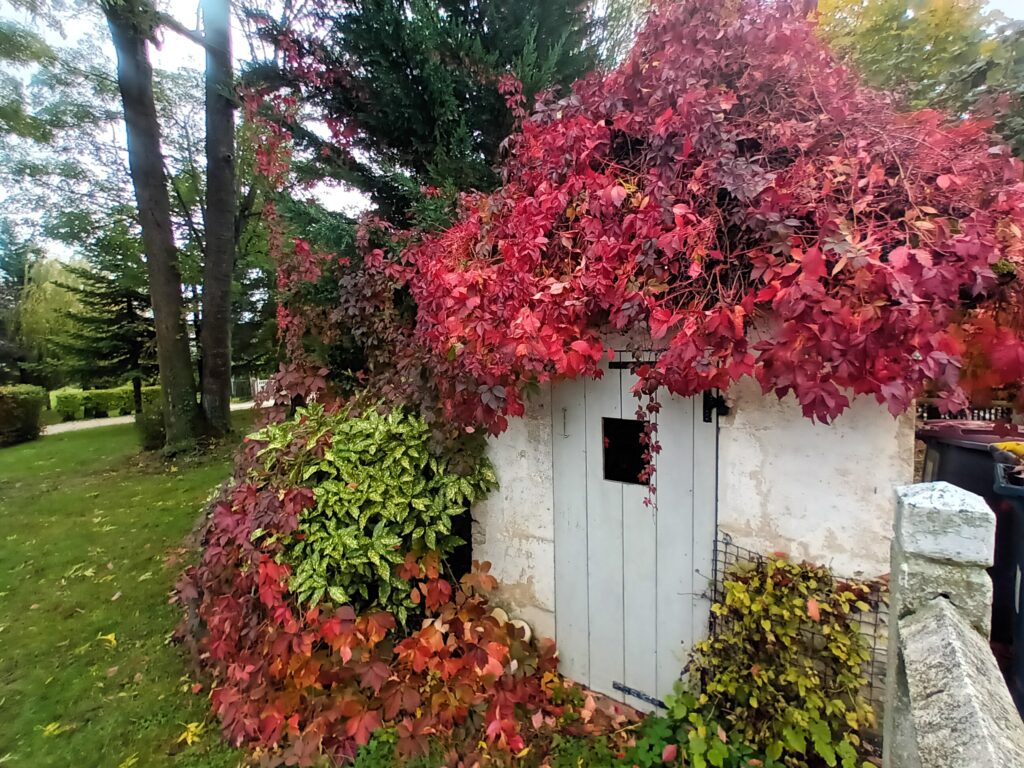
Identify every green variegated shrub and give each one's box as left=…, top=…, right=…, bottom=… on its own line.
left=249, top=403, right=496, bottom=620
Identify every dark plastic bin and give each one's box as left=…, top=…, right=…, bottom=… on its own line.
left=994, top=462, right=1024, bottom=715
left=917, top=421, right=1024, bottom=645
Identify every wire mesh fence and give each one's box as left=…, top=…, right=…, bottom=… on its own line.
left=709, top=536, right=890, bottom=717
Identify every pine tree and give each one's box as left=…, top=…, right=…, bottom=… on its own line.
left=247, top=0, right=605, bottom=217
left=55, top=219, right=155, bottom=411
left=0, top=222, right=37, bottom=382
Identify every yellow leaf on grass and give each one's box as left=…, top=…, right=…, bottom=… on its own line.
left=38, top=722, right=73, bottom=737
left=97, top=632, right=117, bottom=648
left=178, top=721, right=205, bottom=746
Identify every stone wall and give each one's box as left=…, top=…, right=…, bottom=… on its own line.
left=884, top=482, right=1024, bottom=768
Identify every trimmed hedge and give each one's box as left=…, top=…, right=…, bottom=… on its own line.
left=83, top=387, right=133, bottom=418
left=54, top=385, right=160, bottom=421
left=0, top=385, right=47, bottom=447
left=141, top=385, right=162, bottom=409
left=54, top=390, right=84, bottom=422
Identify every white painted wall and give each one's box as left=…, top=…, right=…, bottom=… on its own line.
left=471, top=384, right=557, bottom=640
left=716, top=378, right=915, bottom=578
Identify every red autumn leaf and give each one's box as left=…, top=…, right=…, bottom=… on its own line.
left=357, top=660, right=391, bottom=693
left=363, top=611, right=396, bottom=644
left=662, top=743, right=679, bottom=762
left=344, top=708, right=382, bottom=745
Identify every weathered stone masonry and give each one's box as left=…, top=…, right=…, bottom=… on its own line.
left=884, top=482, right=1024, bottom=768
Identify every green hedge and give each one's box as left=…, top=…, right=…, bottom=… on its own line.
left=0, top=385, right=47, bottom=447
left=83, top=388, right=133, bottom=418
left=54, top=391, right=84, bottom=422
left=54, top=385, right=161, bottom=421
left=141, top=386, right=162, bottom=409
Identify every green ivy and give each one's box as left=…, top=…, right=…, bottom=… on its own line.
left=687, top=557, right=878, bottom=768
left=250, top=404, right=496, bottom=620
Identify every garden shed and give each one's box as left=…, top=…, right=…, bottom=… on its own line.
left=471, top=357, right=913, bottom=710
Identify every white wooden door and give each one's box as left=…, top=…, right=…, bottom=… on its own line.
left=552, top=359, right=717, bottom=710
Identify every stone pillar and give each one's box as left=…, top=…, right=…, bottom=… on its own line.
left=884, top=481, right=1024, bottom=768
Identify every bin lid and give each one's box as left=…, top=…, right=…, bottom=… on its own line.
left=916, top=419, right=1024, bottom=450
left=994, top=462, right=1024, bottom=497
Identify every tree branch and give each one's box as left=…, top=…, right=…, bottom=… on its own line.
left=169, top=171, right=207, bottom=254
left=155, top=12, right=210, bottom=51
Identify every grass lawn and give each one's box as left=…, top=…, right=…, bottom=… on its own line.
left=0, top=416, right=255, bottom=768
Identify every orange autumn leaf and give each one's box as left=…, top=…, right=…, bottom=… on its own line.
left=807, top=598, right=821, bottom=622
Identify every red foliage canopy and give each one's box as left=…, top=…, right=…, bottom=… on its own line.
left=367, top=0, right=1024, bottom=431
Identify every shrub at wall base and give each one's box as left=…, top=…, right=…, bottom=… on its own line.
left=176, top=404, right=622, bottom=765
left=688, top=557, right=877, bottom=768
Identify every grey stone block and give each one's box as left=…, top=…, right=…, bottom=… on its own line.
left=883, top=643, right=922, bottom=768
left=891, top=541, right=993, bottom=636
left=900, top=598, right=1024, bottom=768
left=895, top=483, right=995, bottom=567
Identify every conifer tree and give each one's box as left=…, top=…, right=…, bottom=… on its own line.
left=56, top=217, right=155, bottom=410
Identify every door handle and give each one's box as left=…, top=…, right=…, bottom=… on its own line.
left=561, top=407, right=569, bottom=438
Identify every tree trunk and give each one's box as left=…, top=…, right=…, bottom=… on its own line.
left=132, top=375, right=143, bottom=414
left=126, top=295, right=143, bottom=414
left=199, top=0, right=236, bottom=437
left=191, top=284, right=203, bottom=390
left=105, top=7, right=202, bottom=449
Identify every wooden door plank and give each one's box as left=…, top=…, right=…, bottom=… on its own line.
left=654, top=393, right=698, bottom=701
left=621, top=373, right=659, bottom=711
left=585, top=365, right=625, bottom=701
left=690, top=394, right=718, bottom=671
left=552, top=379, right=591, bottom=686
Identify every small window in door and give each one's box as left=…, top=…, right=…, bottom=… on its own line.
left=602, top=417, right=647, bottom=484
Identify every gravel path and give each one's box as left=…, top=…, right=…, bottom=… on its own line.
left=43, top=401, right=257, bottom=435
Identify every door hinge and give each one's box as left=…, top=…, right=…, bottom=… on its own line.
left=703, top=390, right=729, bottom=423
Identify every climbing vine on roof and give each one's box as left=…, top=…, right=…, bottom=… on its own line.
left=259, top=0, right=1024, bottom=434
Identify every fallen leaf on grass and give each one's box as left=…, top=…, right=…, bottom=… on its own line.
left=177, top=721, right=205, bottom=746
left=38, top=721, right=74, bottom=737
left=97, top=632, right=117, bottom=648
